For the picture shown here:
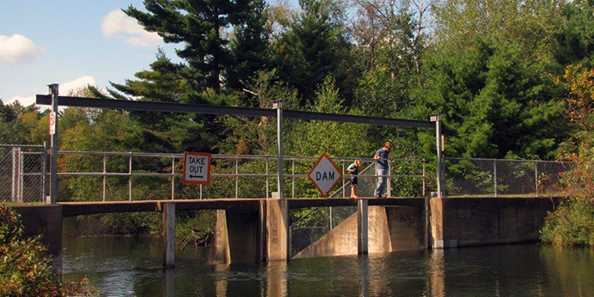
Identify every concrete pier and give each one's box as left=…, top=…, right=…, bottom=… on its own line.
left=12, top=204, right=63, bottom=274
left=266, top=199, right=289, bottom=261
left=162, top=203, right=176, bottom=268
left=358, top=199, right=369, bottom=255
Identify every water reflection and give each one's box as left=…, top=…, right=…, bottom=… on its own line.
left=62, top=237, right=594, bottom=297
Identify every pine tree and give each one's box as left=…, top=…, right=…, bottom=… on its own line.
left=274, top=0, right=356, bottom=105
left=125, top=0, right=271, bottom=93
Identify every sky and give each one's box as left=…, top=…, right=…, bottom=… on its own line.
left=0, top=0, right=176, bottom=105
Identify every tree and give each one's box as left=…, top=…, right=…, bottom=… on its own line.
left=274, top=0, right=358, bottom=105
left=126, top=0, right=271, bottom=93
left=96, top=51, right=210, bottom=152
left=414, top=38, right=569, bottom=159
left=553, top=0, right=594, bottom=67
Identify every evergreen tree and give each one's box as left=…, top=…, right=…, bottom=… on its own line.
left=125, top=0, right=271, bottom=93
left=274, top=0, right=357, bottom=105
left=414, top=39, right=569, bottom=159
left=95, top=51, right=217, bottom=152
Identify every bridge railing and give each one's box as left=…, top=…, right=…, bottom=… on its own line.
left=444, top=157, right=573, bottom=197
left=43, top=150, right=426, bottom=202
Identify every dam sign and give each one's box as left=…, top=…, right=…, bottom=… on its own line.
left=308, top=154, right=342, bottom=197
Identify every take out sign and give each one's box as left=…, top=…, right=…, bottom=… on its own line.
left=308, top=154, right=342, bottom=197
left=182, top=152, right=211, bottom=185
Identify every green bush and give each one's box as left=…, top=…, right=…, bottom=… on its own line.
left=0, top=204, right=98, bottom=297
left=541, top=199, right=594, bottom=246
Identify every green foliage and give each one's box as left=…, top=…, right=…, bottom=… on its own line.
left=288, top=77, right=373, bottom=158
left=274, top=0, right=357, bottom=104
left=176, top=211, right=215, bottom=249
left=414, top=38, right=568, bottom=159
left=0, top=204, right=97, bottom=296
left=541, top=199, right=594, bottom=246
left=125, top=0, right=270, bottom=93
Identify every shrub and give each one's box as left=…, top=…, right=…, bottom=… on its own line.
left=0, top=204, right=98, bottom=297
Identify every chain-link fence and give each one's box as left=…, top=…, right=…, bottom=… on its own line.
left=0, top=144, right=47, bottom=203
left=445, top=157, right=573, bottom=197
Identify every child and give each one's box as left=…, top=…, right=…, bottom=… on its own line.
left=347, top=160, right=361, bottom=199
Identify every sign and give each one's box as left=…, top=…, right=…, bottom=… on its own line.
left=308, top=154, right=342, bottom=197
left=48, top=112, right=56, bottom=135
left=182, top=152, right=211, bottom=185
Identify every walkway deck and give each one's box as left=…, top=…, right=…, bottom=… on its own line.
left=58, top=198, right=425, bottom=216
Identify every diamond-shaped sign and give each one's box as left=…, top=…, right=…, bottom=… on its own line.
left=308, top=154, right=342, bottom=197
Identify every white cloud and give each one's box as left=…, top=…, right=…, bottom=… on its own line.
left=6, top=75, right=96, bottom=106
left=0, top=34, right=42, bottom=63
left=101, top=10, right=162, bottom=47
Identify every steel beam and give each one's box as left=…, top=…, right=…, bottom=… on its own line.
left=36, top=95, right=433, bottom=129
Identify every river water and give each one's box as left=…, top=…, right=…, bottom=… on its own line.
left=62, top=236, right=593, bottom=297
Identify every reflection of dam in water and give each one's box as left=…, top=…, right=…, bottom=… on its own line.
left=84, top=238, right=590, bottom=297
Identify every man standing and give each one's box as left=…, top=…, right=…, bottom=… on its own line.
left=373, top=142, right=391, bottom=198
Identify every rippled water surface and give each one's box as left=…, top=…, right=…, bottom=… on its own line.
left=62, top=237, right=593, bottom=297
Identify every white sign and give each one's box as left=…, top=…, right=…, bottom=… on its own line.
left=308, top=154, right=342, bottom=197
left=182, top=152, right=211, bottom=185
left=48, top=112, right=56, bottom=135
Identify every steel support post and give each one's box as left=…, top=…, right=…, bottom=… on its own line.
left=49, top=84, right=59, bottom=204
left=274, top=101, right=284, bottom=199
left=431, top=116, right=444, bottom=198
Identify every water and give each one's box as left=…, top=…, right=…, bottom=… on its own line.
left=63, top=236, right=594, bottom=297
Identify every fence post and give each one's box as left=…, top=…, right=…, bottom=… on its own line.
left=235, top=159, right=239, bottom=199
left=49, top=83, right=59, bottom=204
left=11, top=147, right=18, bottom=202
left=19, top=148, right=24, bottom=202
left=341, top=161, right=346, bottom=198
left=171, top=157, right=175, bottom=200
left=387, top=159, right=392, bottom=197
left=493, top=160, right=497, bottom=197
left=265, top=158, right=269, bottom=198
left=128, top=152, right=133, bottom=201
left=102, top=154, right=107, bottom=201
left=41, top=142, right=47, bottom=203
left=291, top=159, right=295, bottom=199
left=422, top=161, right=426, bottom=197
left=534, top=161, right=539, bottom=196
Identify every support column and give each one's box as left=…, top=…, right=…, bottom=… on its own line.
left=430, top=116, right=444, bottom=198
left=357, top=199, right=368, bottom=255
left=267, top=101, right=289, bottom=262
left=162, top=203, right=176, bottom=268
left=48, top=84, right=59, bottom=204
left=266, top=199, right=289, bottom=261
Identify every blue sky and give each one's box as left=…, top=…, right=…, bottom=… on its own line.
left=0, top=0, right=178, bottom=105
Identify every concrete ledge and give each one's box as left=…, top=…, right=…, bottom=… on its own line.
left=430, top=197, right=561, bottom=248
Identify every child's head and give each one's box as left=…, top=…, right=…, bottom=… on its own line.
left=354, top=160, right=361, bottom=167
